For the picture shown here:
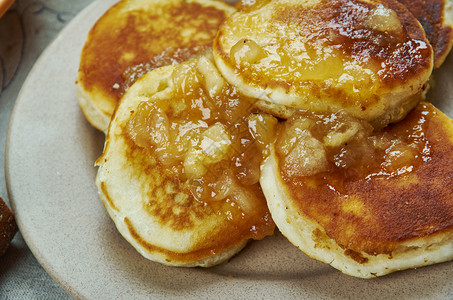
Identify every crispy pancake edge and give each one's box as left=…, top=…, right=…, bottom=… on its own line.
left=77, top=0, right=235, bottom=133
left=260, top=102, right=453, bottom=278
left=398, top=0, right=453, bottom=68
left=213, top=0, right=434, bottom=126
left=95, top=60, right=275, bottom=267
left=261, top=149, right=453, bottom=278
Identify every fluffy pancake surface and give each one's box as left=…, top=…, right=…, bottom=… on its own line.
left=77, top=0, right=234, bottom=133
left=261, top=102, right=453, bottom=278
left=96, top=54, right=274, bottom=267
left=214, top=0, right=433, bottom=127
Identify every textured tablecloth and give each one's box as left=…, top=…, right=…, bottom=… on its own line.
left=0, top=1, right=94, bottom=298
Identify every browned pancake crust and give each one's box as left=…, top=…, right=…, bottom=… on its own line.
left=99, top=130, right=274, bottom=264
left=279, top=102, right=453, bottom=255
left=273, top=0, right=432, bottom=87
left=97, top=59, right=275, bottom=264
left=78, top=0, right=230, bottom=104
left=214, top=0, right=433, bottom=125
left=113, top=119, right=273, bottom=262
left=216, top=0, right=433, bottom=90
left=398, top=0, right=453, bottom=68
left=123, top=218, right=240, bottom=263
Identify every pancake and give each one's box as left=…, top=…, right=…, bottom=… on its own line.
left=398, top=0, right=453, bottom=68
left=260, top=101, right=453, bottom=278
left=96, top=53, right=275, bottom=267
left=213, top=0, right=434, bottom=128
left=77, top=0, right=235, bottom=133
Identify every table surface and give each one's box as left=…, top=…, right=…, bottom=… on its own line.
left=0, top=1, right=94, bottom=298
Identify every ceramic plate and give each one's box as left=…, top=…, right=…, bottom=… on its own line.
left=5, top=0, right=453, bottom=298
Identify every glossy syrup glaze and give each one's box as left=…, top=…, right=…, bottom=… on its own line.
left=277, top=102, right=453, bottom=255
left=397, top=0, right=453, bottom=67
left=213, top=0, right=434, bottom=128
left=79, top=0, right=230, bottom=103
left=231, top=0, right=432, bottom=88
left=124, top=56, right=275, bottom=254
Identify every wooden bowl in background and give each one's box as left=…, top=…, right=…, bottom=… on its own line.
left=0, top=0, right=15, bottom=18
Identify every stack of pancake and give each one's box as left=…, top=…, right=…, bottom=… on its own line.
left=77, top=0, right=453, bottom=277
left=78, top=0, right=276, bottom=268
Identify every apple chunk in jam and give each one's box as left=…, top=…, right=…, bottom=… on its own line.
left=276, top=107, right=430, bottom=181
left=125, top=54, right=275, bottom=239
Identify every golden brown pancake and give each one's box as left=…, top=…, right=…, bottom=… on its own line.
left=77, top=0, right=235, bottom=133
left=96, top=53, right=274, bottom=267
left=261, top=101, right=453, bottom=278
left=213, top=0, right=434, bottom=128
left=398, top=0, right=453, bottom=68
